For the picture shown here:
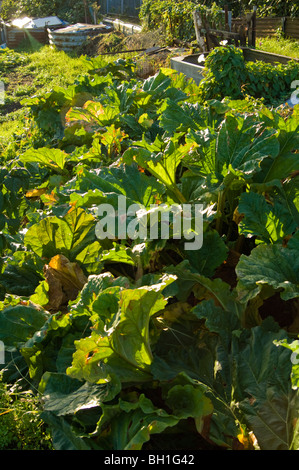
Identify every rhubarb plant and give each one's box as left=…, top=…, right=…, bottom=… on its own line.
left=0, top=59, right=298, bottom=451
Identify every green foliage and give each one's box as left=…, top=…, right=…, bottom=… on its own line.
left=246, top=59, right=299, bottom=103
left=238, top=0, right=298, bottom=18
left=139, top=0, right=298, bottom=41
left=0, top=0, right=86, bottom=23
left=199, top=45, right=299, bottom=104
left=0, top=377, right=53, bottom=450
left=257, top=37, right=299, bottom=60
left=0, top=54, right=298, bottom=450
left=0, top=49, right=28, bottom=72
left=139, top=0, right=224, bottom=44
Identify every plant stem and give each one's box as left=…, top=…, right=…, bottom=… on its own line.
left=216, top=189, right=225, bottom=234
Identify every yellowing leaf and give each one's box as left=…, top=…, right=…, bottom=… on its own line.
left=40, top=191, right=58, bottom=205
left=237, top=427, right=257, bottom=450
left=25, top=188, right=47, bottom=198
left=43, top=255, right=88, bottom=313
left=49, top=254, right=87, bottom=290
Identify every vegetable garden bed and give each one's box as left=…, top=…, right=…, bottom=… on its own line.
left=171, top=46, right=299, bottom=85
left=0, top=51, right=298, bottom=451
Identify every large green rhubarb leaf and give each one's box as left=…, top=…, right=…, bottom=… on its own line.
left=69, top=163, right=165, bottom=208
left=192, top=295, right=298, bottom=450
left=39, top=372, right=119, bottom=417
left=232, top=324, right=297, bottom=450
left=0, top=251, right=44, bottom=296
left=24, top=207, right=100, bottom=262
left=185, top=114, right=279, bottom=181
left=237, top=191, right=297, bottom=243
left=255, top=105, right=299, bottom=184
left=20, top=148, right=68, bottom=172
left=67, top=275, right=176, bottom=385
left=0, top=304, right=49, bottom=348
left=236, top=244, right=299, bottom=302
left=123, top=135, right=192, bottom=202
left=91, top=394, right=180, bottom=450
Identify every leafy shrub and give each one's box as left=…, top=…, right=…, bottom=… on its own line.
left=0, top=0, right=86, bottom=23
left=239, top=0, right=298, bottom=18
left=139, top=0, right=224, bottom=44
left=245, top=59, right=299, bottom=102
left=199, top=45, right=247, bottom=100
left=199, top=45, right=299, bottom=104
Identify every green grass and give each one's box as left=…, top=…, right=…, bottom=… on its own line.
left=0, top=45, right=95, bottom=145
left=0, top=44, right=137, bottom=149
left=0, top=375, right=53, bottom=450
left=256, top=36, right=299, bottom=59
left=22, top=45, right=91, bottom=90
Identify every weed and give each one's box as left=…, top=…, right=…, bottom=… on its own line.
left=0, top=376, right=53, bottom=450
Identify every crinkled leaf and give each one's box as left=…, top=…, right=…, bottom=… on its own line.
left=24, top=207, right=98, bottom=261
left=185, top=229, right=228, bottom=277
left=0, top=251, right=44, bottom=296
left=66, top=100, right=119, bottom=130
left=240, top=387, right=299, bottom=451
left=255, top=107, right=299, bottom=184
left=40, top=372, right=119, bottom=416
left=123, top=135, right=192, bottom=199
left=232, top=325, right=296, bottom=450
left=92, top=394, right=179, bottom=450
left=237, top=191, right=297, bottom=243
left=185, top=114, right=279, bottom=181
left=159, top=100, right=207, bottom=134
left=20, top=148, right=67, bottom=171
left=0, top=304, right=49, bottom=347
left=236, top=244, right=299, bottom=302
left=67, top=275, right=176, bottom=384
left=72, top=163, right=165, bottom=208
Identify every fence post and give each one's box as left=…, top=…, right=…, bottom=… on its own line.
left=0, top=340, right=4, bottom=365
left=252, top=6, right=257, bottom=48
left=228, top=11, right=232, bottom=31
left=282, top=16, right=286, bottom=35
left=224, top=4, right=228, bottom=26
left=193, top=10, right=207, bottom=52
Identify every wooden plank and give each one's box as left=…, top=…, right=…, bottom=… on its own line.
left=193, top=10, right=207, bottom=52
left=208, top=29, right=241, bottom=39
left=242, top=47, right=299, bottom=64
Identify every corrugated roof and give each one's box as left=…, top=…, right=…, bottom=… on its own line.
left=54, top=23, right=111, bottom=34
left=11, top=16, right=65, bottom=29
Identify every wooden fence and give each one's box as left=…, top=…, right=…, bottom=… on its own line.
left=232, top=16, right=299, bottom=40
